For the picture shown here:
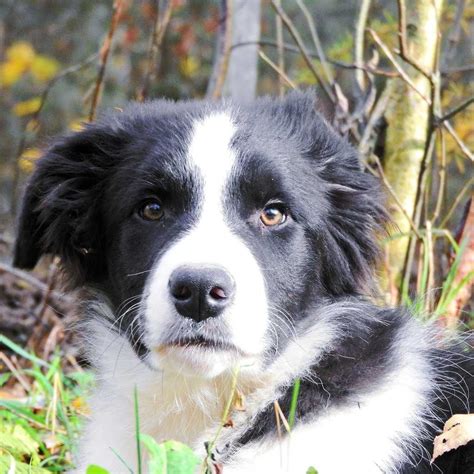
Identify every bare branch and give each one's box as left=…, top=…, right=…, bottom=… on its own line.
left=138, top=0, right=174, bottom=101
left=206, top=0, right=233, bottom=99
left=258, top=49, right=296, bottom=90
left=295, top=0, right=334, bottom=85
left=437, top=95, right=474, bottom=123
left=359, top=82, right=394, bottom=156
left=442, top=64, right=474, bottom=75
left=232, top=39, right=399, bottom=77
left=0, top=263, right=74, bottom=306
left=431, top=127, right=447, bottom=223
left=9, top=52, right=99, bottom=218
left=355, top=0, right=371, bottom=91
left=89, top=0, right=124, bottom=122
left=270, top=0, right=335, bottom=103
left=274, top=0, right=285, bottom=97
left=441, top=177, right=474, bottom=228
left=443, top=120, right=474, bottom=161
left=396, top=0, right=432, bottom=80
left=368, top=28, right=431, bottom=105
left=372, top=155, right=422, bottom=240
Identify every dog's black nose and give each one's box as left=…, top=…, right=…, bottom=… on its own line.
left=169, top=266, right=235, bottom=322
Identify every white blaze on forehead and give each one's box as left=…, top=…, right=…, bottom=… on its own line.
left=144, top=111, right=269, bottom=372
left=188, top=112, right=237, bottom=182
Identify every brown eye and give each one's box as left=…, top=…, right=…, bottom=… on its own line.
left=139, top=200, right=164, bottom=221
left=260, top=204, right=287, bottom=227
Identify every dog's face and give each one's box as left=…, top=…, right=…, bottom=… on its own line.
left=14, top=92, right=385, bottom=377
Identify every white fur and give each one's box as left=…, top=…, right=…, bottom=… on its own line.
left=72, top=113, right=441, bottom=473
left=225, top=353, right=432, bottom=473
left=75, top=303, right=436, bottom=473
left=75, top=315, right=263, bottom=472
left=144, top=112, right=269, bottom=376
left=225, top=360, right=428, bottom=474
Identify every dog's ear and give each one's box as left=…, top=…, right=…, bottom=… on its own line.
left=279, top=90, right=389, bottom=295
left=14, top=124, right=126, bottom=286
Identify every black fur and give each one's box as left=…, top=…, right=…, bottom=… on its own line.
left=14, top=91, right=473, bottom=472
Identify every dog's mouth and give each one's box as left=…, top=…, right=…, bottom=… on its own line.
left=157, top=335, right=241, bottom=353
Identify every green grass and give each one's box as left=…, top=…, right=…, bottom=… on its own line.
left=0, top=337, right=210, bottom=473
left=0, top=337, right=93, bottom=472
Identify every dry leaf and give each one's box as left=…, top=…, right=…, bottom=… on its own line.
left=432, top=414, right=474, bottom=463
left=233, top=389, right=246, bottom=411
left=43, top=433, right=62, bottom=454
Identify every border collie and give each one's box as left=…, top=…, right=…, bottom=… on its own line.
left=14, top=92, right=473, bottom=473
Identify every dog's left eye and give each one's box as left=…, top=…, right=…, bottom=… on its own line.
left=260, top=203, right=287, bottom=227
left=138, top=200, right=164, bottom=221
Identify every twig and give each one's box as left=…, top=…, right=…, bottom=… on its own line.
left=259, top=50, right=296, bottom=90
left=273, top=400, right=283, bottom=465
left=0, top=262, right=73, bottom=305
left=432, top=128, right=447, bottom=223
left=400, top=131, right=437, bottom=303
left=273, top=400, right=291, bottom=433
left=442, top=64, right=474, bottom=75
left=443, top=120, right=474, bottom=161
left=28, top=257, right=62, bottom=352
left=89, top=0, right=124, bottom=121
left=354, top=0, right=371, bottom=91
left=358, top=81, right=393, bottom=156
left=436, top=96, right=474, bottom=124
left=295, top=0, right=334, bottom=85
left=232, top=39, right=399, bottom=77
left=9, top=53, right=99, bottom=218
left=204, top=367, right=240, bottom=470
left=0, top=351, right=31, bottom=393
left=36, top=257, right=60, bottom=323
left=373, top=155, right=422, bottom=240
left=206, top=0, right=233, bottom=99
left=270, top=0, right=335, bottom=103
left=440, top=177, right=474, bottom=228
left=138, top=0, right=174, bottom=101
left=27, top=54, right=100, bottom=126
left=368, top=28, right=431, bottom=105
left=275, top=0, right=285, bottom=97
left=396, top=0, right=432, bottom=80
left=232, top=38, right=473, bottom=78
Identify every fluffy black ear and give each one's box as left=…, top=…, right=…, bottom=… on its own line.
left=14, top=124, right=127, bottom=286
left=277, top=90, right=389, bottom=294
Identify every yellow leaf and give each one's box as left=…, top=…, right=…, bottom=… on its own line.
left=71, top=396, right=90, bottom=415
left=18, top=148, right=42, bottom=174
left=21, top=148, right=42, bottom=160
left=179, top=56, right=199, bottom=78
left=13, top=97, right=42, bottom=117
left=30, top=55, right=60, bottom=82
left=6, top=41, right=35, bottom=69
left=0, top=60, right=25, bottom=87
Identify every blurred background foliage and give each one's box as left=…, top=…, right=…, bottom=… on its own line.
left=0, top=2, right=472, bottom=471
left=0, top=0, right=472, bottom=320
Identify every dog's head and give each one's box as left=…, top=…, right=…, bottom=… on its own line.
left=14, top=92, right=386, bottom=377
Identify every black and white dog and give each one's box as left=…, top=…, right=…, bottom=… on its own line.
left=14, top=92, right=473, bottom=473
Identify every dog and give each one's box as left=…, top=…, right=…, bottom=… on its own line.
left=14, top=91, right=473, bottom=473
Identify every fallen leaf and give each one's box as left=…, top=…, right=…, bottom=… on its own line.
left=432, top=414, right=474, bottom=462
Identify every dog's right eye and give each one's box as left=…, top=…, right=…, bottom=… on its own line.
left=138, top=200, right=164, bottom=221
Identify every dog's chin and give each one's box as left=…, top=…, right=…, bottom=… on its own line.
left=148, top=342, right=242, bottom=378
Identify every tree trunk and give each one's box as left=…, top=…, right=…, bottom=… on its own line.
left=383, top=0, right=443, bottom=299
left=224, top=0, right=261, bottom=101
